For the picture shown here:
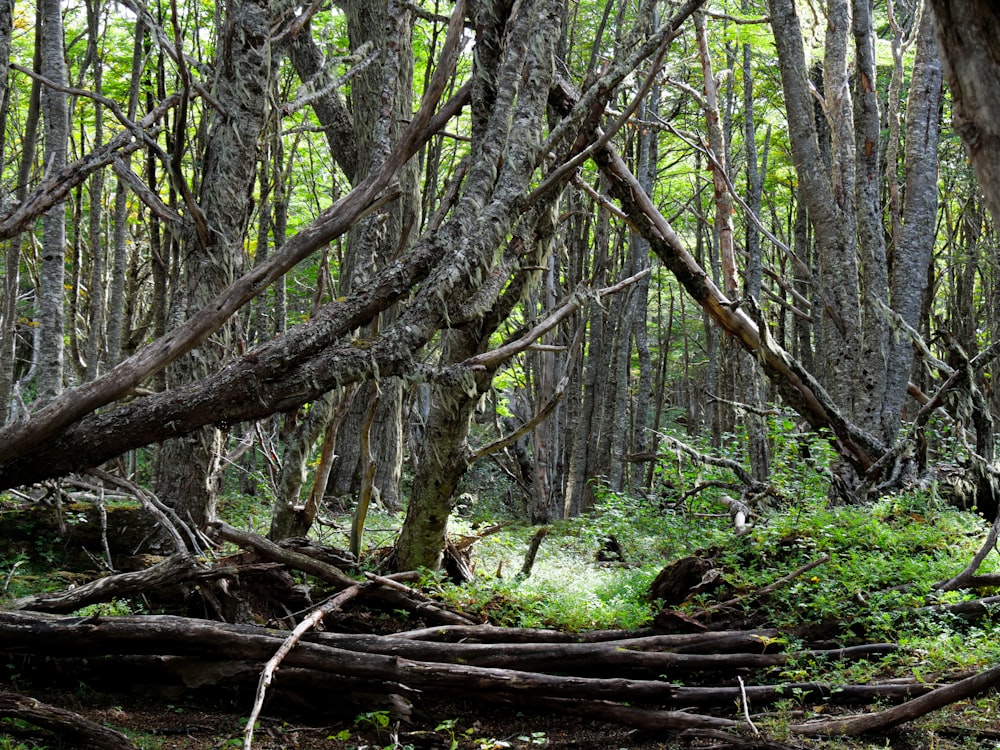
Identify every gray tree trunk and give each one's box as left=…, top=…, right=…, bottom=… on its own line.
left=882, top=8, right=942, bottom=441
left=742, top=37, right=770, bottom=484
left=563, top=190, right=607, bottom=517
left=930, top=0, right=1000, bottom=228
left=770, top=0, right=860, bottom=421
left=0, top=4, right=37, bottom=421
left=106, top=17, right=144, bottom=367
left=395, top=0, right=563, bottom=570
left=155, top=0, right=272, bottom=532
left=37, top=0, right=69, bottom=404
left=323, top=0, right=419, bottom=514
left=83, top=0, right=105, bottom=381
left=852, top=0, right=891, bottom=440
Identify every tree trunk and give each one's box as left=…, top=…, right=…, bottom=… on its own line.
left=82, top=0, right=106, bottom=382
left=929, top=0, right=1000, bottom=228
left=769, top=0, right=860, bottom=426
left=155, top=0, right=272, bottom=533
left=106, top=17, right=143, bottom=367
left=325, top=0, right=420, bottom=513
left=882, top=8, right=942, bottom=442
left=37, top=0, right=69, bottom=404
left=741, top=35, right=770, bottom=484
left=395, top=0, right=563, bottom=569
left=0, top=4, right=38, bottom=422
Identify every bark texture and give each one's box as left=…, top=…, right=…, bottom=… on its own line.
left=155, top=0, right=272, bottom=531
left=930, top=0, right=1000, bottom=228
left=37, top=0, right=69, bottom=403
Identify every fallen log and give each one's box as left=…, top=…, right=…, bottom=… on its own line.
left=667, top=680, right=938, bottom=706
left=791, top=662, right=1000, bottom=736
left=7, top=552, right=232, bottom=614
left=244, top=583, right=371, bottom=750
left=393, top=623, right=654, bottom=642
left=0, top=609, right=973, bottom=737
left=0, top=611, right=687, bottom=703
left=208, top=521, right=356, bottom=588
left=0, top=609, right=895, bottom=678
left=910, top=594, right=1000, bottom=622
left=209, top=521, right=476, bottom=625
left=0, top=691, right=138, bottom=750
left=467, top=690, right=738, bottom=731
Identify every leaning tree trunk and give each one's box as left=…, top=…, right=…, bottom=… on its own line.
left=394, top=0, right=563, bottom=571
left=154, top=0, right=272, bottom=533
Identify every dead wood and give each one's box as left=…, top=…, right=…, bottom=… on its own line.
left=309, top=633, right=894, bottom=674
left=87, top=468, right=198, bottom=554
left=0, top=691, right=138, bottom=750
left=668, top=680, right=937, bottom=706
left=362, top=571, right=477, bottom=625
left=519, top=525, right=549, bottom=578
left=0, top=609, right=891, bottom=685
left=701, top=554, right=831, bottom=616
left=210, top=521, right=356, bottom=588
left=910, top=594, right=1000, bottom=621
left=392, top=623, right=653, bottom=642
left=469, top=690, right=738, bottom=731
left=244, top=583, right=370, bottom=750
left=209, top=521, right=476, bottom=625
left=548, top=76, right=884, bottom=473
left=791, top=662, right=1000, bottom=736
left=7, top=552, right=232, bottom=613
left=0, top=611, right=684, bottom=702
left=960, top=574, right=1000, bottom=588
left=277, top=536, right=356, bottom=570
left=678, top=728, right=799, bottom=749
left=934, top=510, right=1000, bottom=592
left=0, top=609, right=974, bottom=737
left=649, top=555, right=719, bottom=605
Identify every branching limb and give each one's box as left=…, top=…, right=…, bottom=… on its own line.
left=658, top=433, right=757, bottom=487
left=87, top=468, right=198, bottom=553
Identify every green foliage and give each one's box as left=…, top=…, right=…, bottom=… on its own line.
left=0, top=728, right=46, bottom=750
left=74, top=598, right=136, bottom=617
left=709, top=490, right=991, bottom=635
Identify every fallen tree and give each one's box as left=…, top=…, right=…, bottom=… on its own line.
left=0, top=605, right=984, bottom=747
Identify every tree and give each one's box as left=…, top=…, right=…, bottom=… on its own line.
left=153, top=0, right=274, bottom=532
left=930, top=1, right=1000, bottom=228
left=37, top=0, right=68, bottom=403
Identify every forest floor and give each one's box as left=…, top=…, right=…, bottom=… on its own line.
left=12, top=687, right=682, bottom=749
left=14, top=683, right=1000, bottom=750
left=6, top=473, right=1000, bottom=749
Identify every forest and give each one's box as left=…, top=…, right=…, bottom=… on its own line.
left=1, top=0, right=1000, bottom=747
